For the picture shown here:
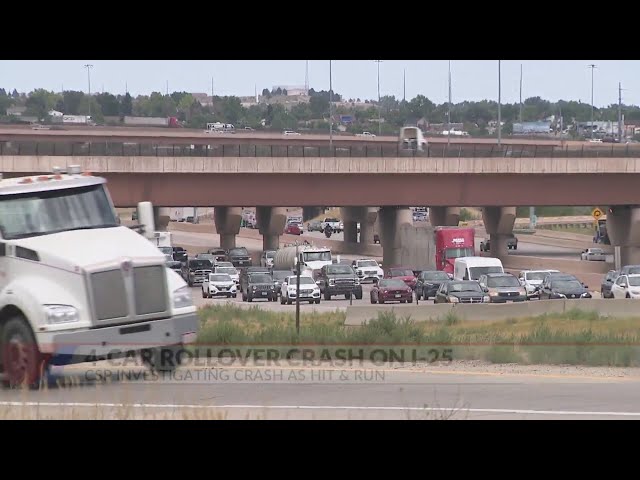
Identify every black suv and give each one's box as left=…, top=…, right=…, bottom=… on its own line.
left=241, top=271, right=276, bottom=302
left=415, top=270, right=451, bottom=300
left=227, top=247, right=252, bottom=267
left=172, top=247, right=188, bottom=263
left=182, top=258, right=214, bottom=286
left=317, top=264, right=362, bottom=300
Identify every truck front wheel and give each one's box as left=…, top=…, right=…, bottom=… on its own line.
left=141, top=346, right=184, bottom=374
left=1, top=317, right=46, bottom=389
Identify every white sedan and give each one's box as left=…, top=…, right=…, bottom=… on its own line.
left=611, top=274, right=640, bottom=299
left=202, top=273, right=238, bottom=299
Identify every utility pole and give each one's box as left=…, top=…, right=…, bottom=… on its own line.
left=211, top=77, right=214, bottom=99
left=84, top=64, right=93, bottom=118
left=497, top=60, right=501, bottom=146
left=295, top=241, right=301, bottom=335
left=403, top=68, right=406, bottom=103
left=447, top=60, right=452, bottom=146
left=329, top=60, right=333, bottom=151
left=618, top=82, right=623, bottom=143
left=166, top=80, right=169, bottom=96
left=305, top=60, right=309, bottom=95
left=519, top=63, right=523, bottom=123
left=375, top=60, right=382, bottom=136
left=588, top=64, right=597, bottom=139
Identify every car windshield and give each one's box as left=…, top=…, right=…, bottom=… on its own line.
left=526, top=272, right=553, bottom=281
left=358, top=260, right=378, bottom=267
left=325, top=218, right=339, bottom=223
left=189, top=260, right=212, bottom=269
left=159, top=247, right=172, bottom=255
left=624, top=266, right=640, bottom=275
left=167, top=262, right=181, bottom=269
left=197, top=254, right=215, bottom=260
left=229, top=248, right=248, bottom=256
left=216, top=267, right=237, bottom=275
left=210, top=274, right=231, bottom=282
left=0, top=184, right=119, bottom=240
left=380, top=279, right=407, bottom=289
left=449, top=282, right=482, bottom=293
left=265, top=251, right=275, bottom=258
left=590, top=249, right=604, bottom=254
left=445, top=247, right=474, bottom=258
left=250, top=274, right=273, bottom=283
left=288, top=277, right=315, bottom=285
left=327, top=265, right=353, bottom=275
left=390, top=269, right=414, bottom=277
left=552, top=280, right=583, bottom=290
left=486, top=276, right=520, bottom=287
left=216, top=262, right=233, bottom=268
left=421, top=271, right=450, bottom=281
left=629, top=277, right=640, bottom=287
left=468, top=266, right=503, bottom=280
left=209, top=249, right=225, bottom=255
left=303, top=251, right=331, bottom=262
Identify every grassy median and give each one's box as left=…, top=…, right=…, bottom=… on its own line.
left=196, top=305, right=640, bottom=367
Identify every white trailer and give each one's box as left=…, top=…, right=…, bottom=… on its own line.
left=399, top=127, right=428, bottom=151
left=273, top=246, right=335, bottom=278
left=62, top=115, right=93, bottom=125
left=0, top=168, right=198, bottom=388
left=124, top=116, right=170, bottom=127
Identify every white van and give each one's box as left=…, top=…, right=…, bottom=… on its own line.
left=454, top=256, right=504, bottom=281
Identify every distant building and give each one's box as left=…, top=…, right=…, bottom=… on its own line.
left=513, top=121, right=552, bottom=135
left=272, top=85, right=307, bottom=96
left=6, top=106, right=26, bottom=116
left=191, top=93, right=213, bottom=107
left=576, top=121, right=619, bottom=136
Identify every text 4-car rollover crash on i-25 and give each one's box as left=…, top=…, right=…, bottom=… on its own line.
left=0, top=167, right=199, bottom=388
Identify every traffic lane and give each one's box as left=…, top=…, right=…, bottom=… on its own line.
left=5, top=365, right=640, bottom=420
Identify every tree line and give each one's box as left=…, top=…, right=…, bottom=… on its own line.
left=1, top=87, right=638, bottom=137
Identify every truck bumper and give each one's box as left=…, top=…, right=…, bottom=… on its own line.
left=327, top=286, right=362, bottom=296
left=38, top=313, right=200, bottom=365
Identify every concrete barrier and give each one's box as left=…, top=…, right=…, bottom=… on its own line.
left=503, top=255, right=609, bottom=274
left=344, top=305, right=454, bottom=326
left=344, top=298, right=640, bottom=325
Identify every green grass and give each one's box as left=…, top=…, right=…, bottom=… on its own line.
left=194, top=305, right=640, bottom=367
left=543, top=225, right=595, bottom=236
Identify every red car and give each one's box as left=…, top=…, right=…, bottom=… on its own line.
left=285, top=222, right=303, bottom=235
left=370, top=279, right=413, bottom=304
left=385, top=267, right=417, bottom=290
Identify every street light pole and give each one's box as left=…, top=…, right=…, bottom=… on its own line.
left=329, top=60, right=333, bottom=151
left=497, top=60, right=501, bottom=146
left=295, top=241, right=301, bottom=335
left=84, top=64, right=93, bottom=118
left=375, top=60, right=382, bottom=136
left=447, top=60, right=452, bottom=146
left=588, top=64, right=597, bottom=139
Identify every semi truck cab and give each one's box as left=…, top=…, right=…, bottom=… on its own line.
left=434, top=227, right=475, bottom=274
left=0, top=167, right=198, bottom=388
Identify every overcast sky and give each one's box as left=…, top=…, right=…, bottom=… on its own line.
left=1, top=60, right=638, bottom=107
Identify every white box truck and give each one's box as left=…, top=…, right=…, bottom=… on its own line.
left=454, top=257, right=504, bottom=281
left=0, top=167, right=198, bottom=388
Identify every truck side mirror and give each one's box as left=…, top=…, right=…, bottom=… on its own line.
left=137, top=201, right=155, bottom=239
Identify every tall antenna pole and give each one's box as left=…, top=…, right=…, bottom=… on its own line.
left=374, top=60, right=382, bottom=136
left=329, top=60, right=333, bottom=151
left=618, top=82, right=623, bottom=143
left=588, top=64, right=597, bottom=139
left=497, top=60, right=502, bottom=146
left=403, top=68, right=406, bottom=102
left=211, top=77, right=214, bottom=99
left=447, top=60, right=452, bottom=146
left=519, top=64, right=523, bottom=122
left=84, top=64, right=93, bottom=118
left=305, top=60, right=309, bottom=95
left=125, top=81, right=128, bottom=94
left=166, top=80, right=169, bottom=96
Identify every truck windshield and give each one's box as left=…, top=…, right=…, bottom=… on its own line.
left=303, top=251, right=331, bottom=262
left=445, top=247, right=474, bottom=258
left=189, top=260, right=212, bottom=269
left=468, top=266, right=503, bottom=280
left=0, top=184, right=118, bottom=240
left=250, top=274, right=273, bottom=283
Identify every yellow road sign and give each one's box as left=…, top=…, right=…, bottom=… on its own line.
left=592, top=208, right=603, bottom=219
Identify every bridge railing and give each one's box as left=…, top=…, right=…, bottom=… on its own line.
left=1, top=141, right=640, bottom=158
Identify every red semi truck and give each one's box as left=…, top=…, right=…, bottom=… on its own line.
left=434, top=227, right=475, bottom=274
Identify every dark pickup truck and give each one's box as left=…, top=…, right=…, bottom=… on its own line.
left=480, top=234, right=518, bottom=252
left=226, top=247, right=252, bottom=267
left=317, top=264, right=363, bottom=300
left=182, top=258, right=214, bottom=286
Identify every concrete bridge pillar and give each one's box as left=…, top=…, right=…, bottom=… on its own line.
left=153, top=207, right=171, bottom=232
left=214, top=207, right=243, bottom=251
left=256, top=206, right=288, bottom=252
left=482, top=206, right=516, bottom=259
left=378, top=206, right=413, bottom=267
left=340, top=207, right=379, bottom=246
left=429, top=207, right=460, bottom=227
left=607, top=206, right=640, bottom=265
left=303, top=207, right=323, bottom=223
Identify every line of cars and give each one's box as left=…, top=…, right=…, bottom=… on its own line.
left=600, top=264, right=640, bottom=299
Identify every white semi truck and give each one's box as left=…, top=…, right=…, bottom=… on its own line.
left=0, top=166, right=198, bottom=388
left=273, top=246, right=336, bottom=278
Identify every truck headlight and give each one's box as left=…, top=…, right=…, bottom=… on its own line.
left=489, top=291, right=499, bottom=296
left=448, top=296, right=459, bottom=303
left=354, top=279, right=360, bottom=286
left=43, top=305, right=79, bottom=324
left=173, top=286, right=194, bottom=308
left=329, top=279, right=335, bottom=285
left=483, top=296, right=491, bottom=303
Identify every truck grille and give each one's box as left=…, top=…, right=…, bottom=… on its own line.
left=459, top=296, right=484, bottom=303
left=90, top=264, right=169, bottom=326
left=335, top=278, right=355, bottom=285
left=499, top=291, right=519, bottom=297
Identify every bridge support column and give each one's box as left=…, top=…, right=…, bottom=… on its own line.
left=302, top=207, right=323, bottom=223
left=482, top=206, right=516, bottom=259
left=214, top=207, right=243, bottom=251
left=429, top=207, right=460, bottom=227
left=607, top=206, right=640, bottom=265
left=256, top=206, right=288, bottom=252
left=153, top=207, right=171, bottom=232
left=378, top=206, right=413, bottom=267
left=340, top=207, right=379, bottom=246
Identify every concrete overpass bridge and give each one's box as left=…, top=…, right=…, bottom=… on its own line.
left=3, top=153, right=640, bottom=265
